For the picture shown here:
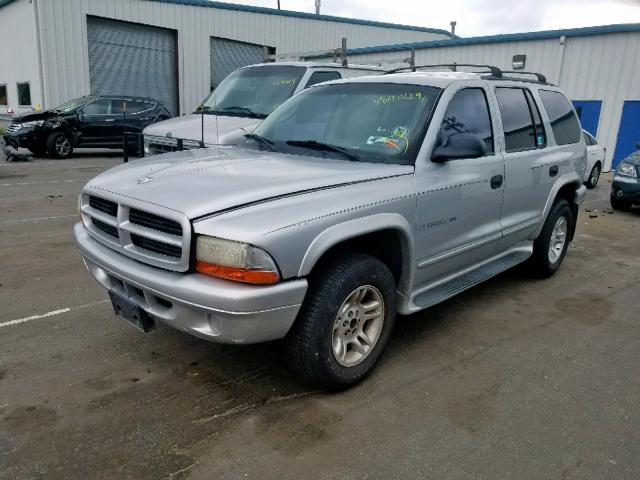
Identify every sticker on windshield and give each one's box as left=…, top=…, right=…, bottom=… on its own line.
left=273, top=78, right=297, bottom=87
left=367, top=125, right=410, bottom=154
left=373, top=92, right=427, bottom=105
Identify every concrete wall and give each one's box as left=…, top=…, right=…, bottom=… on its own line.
left=348, top=30, right=640, bottom=171
left=0, top=0, right=42, bottom=116
left=26, top=0, right=447, bottom=115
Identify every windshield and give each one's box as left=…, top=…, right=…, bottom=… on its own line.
left=200, top=65, right=306, bottom=118
left=54, top=96, right=96, bottom=113
left=250, top=82, right=441, bottom=165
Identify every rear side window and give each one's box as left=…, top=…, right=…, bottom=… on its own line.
left=495, top=87, right=540, bottom=152
left=439, top=88, right=494, bottom=155
left=112, top=100, right=152, bottom=115
left=539, top=90, right=581, bottom=145
left=305, top=71, right=342, bottom=88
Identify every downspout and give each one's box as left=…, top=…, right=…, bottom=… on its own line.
left=555, top=35, right=566, bottom=85
left=32, top=0, right=46, bottom=109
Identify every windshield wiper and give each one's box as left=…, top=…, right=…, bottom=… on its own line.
left=222, top=106, right=266, bottom=118
left=245, top=133, right=276, bottom=151
left=286, top=140, right=360, bottom=161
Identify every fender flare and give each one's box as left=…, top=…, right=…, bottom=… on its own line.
left=297, top=213, right=415, bottom=294
left=533, top=172, right=584, bottom=238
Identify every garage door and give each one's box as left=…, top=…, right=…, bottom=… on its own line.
left=613, top=101, right=640, bottom=168
left=210, top=37, right=266, bottom=90
left=87, top=16, right=178, bottom=115
left=572, top=100, right=602, bottom=137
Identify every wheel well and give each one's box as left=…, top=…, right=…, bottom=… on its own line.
left=554, top=182, right=580, bottom=241
left=311, top=230, right=404, bottom=287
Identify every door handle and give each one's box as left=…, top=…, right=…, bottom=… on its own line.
left=549, top=165, right=559, bottom=177
left=490, top=175, right=503, bottom=189
left=104, top=119, right=116, bottom=122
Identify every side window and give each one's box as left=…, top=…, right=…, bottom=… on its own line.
left=539, top=90, right=581, bottom=145
left=439, top=88, right=494, bottom=155
left=112, top=100, right=151, bottom=115
left=495, top=87, right=537, bottom=152
left=17, top=82, right=31, bottom=106
left=305, top=71, right=342, bottom=88
left=0, top=84, right=7, bottom=106
left=82, top=99, right=111, bottom=115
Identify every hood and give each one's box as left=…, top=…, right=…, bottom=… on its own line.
left=619, top=150, right=640, bottom=166
left=11, top=110, right=64, bottom=123
left=86, top=147, right=413, bottom=219
left=142, top=114, right=262, bottom=145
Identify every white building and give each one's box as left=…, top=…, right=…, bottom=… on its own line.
left=0, top=0, right=450, bottom=117
left=344, top=24, right=640, bottom=170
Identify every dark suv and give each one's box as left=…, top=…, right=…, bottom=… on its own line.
left=3, top=95, right=171, bottom=158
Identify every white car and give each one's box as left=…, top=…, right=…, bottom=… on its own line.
left=583, top=130, right=605, bottom=189
left=142, top=62, right=385, bottom=155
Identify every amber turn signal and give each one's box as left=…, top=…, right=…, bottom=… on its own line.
left=195, top=261, right=280, bottom=284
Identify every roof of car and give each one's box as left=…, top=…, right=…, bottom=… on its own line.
left=323, top=71, right=560, bottom=88
left=93, top=95, right=161, bottom=102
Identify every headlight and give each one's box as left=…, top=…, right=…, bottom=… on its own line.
left=618, top=162, right=638, bottom=178
left=21, top=120, right=45, bottom=128
left=195, top=236, right=280, bottom=284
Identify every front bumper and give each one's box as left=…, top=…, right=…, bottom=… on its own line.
left=73, top=223, right=307, bottom=344
left=612, top=175, right=640, bottom=204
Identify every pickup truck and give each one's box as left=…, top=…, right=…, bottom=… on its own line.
left=74, top=69, right=587, bottom=390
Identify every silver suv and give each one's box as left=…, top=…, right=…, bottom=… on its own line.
left=74, top=67, right=587, bottom=390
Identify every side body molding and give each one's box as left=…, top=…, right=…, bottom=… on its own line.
left=297, top=213, right=415, bottom=294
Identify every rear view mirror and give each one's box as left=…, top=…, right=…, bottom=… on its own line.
left=431, top=132, right=487, bottom=162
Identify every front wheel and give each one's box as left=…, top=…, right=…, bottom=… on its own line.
left=284, top=253, right=397, bottom=390
left=610, top=193, right=632, bottom=211
left=46, top=132, right=73, bottom=159
left=526, top=199, right=574, bottom=278
left=585, top=162, right=601, bottom=189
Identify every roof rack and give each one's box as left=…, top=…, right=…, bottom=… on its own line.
left=500, top=70, right=548, bottom=84
left=385, top=63, right=503, bottom=78
left=264, top=37, right=349, bottom=66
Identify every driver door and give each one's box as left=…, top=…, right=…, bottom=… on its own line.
left=413, top=86, right=505, bottom=287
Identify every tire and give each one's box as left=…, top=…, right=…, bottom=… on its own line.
left=46, top=132, right=73, bottom=159
left=585, top=162, right=601, bottom=189
left=610, top=193, right=632, bottom=211
left=526, top=199, right=574, bottom=278
left=283, top=253, right=397, bottom=390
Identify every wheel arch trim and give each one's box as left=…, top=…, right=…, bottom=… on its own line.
left=297, top=213, right=415, bottom=294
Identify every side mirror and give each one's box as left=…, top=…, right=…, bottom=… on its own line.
left=77, top=110, right=85, bottom=122
left=636, top=140, right=640, bottom=150
left=431, top=132, right=487, bottom=162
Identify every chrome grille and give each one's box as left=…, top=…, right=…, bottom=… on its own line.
left=6, top=124, right=21, bottom=135
left=81, top=194, right=190, bottom=271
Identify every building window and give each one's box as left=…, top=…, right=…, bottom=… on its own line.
left=0, top=84, right=7, bottom=106
left=17, top=82, right=31, bottom=106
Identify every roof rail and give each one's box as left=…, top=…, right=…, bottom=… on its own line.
left=500, top=70, right=548, bottom=84
left=264, top=37, right=349, bottom=66
left=385, top=63, right=503, bottom=77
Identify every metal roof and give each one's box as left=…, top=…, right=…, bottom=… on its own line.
left=0, top=0, right=452, bottom=36
left=344, top=23, right=640, bottom=56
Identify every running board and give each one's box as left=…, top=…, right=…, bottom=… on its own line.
left=413, top=248, right=532, bottom=309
